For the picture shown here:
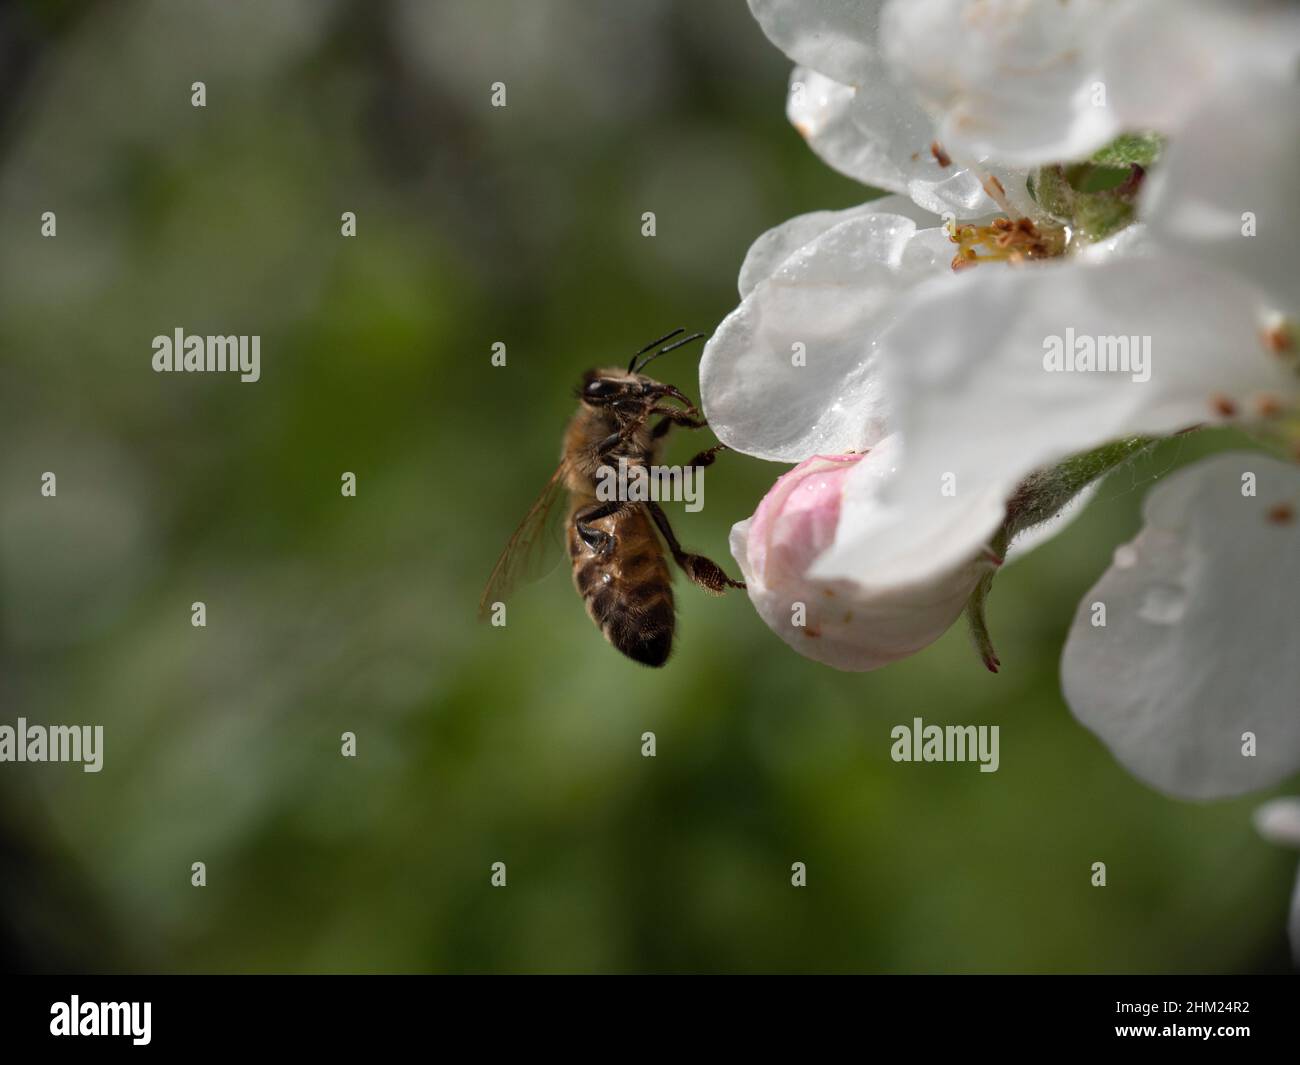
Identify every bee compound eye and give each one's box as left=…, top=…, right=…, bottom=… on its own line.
left=585, top=379, right=616, bottom=397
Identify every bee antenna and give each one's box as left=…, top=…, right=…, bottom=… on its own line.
left=628, top=328, right=685, bottom=372
left=633, top=331, right=706, bottom=374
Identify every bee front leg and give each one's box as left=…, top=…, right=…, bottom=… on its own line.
left=648, top=406, right=707, bottom=431
left=644, top=502, right=745, bottom=594
left=685, top=443, right=728, bottom=470
left=574, top=500, right=629, bottom=558
left=651, top=411, right=709, bottom=440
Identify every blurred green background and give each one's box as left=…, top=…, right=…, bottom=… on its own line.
left=0, top=0, right=1294, bottom=974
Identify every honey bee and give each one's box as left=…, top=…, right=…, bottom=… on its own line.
left=479, top=329, right=745, bottom=666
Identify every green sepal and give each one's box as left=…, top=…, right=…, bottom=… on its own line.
left=1071, top=164, right=1131, bottom=194
left=1091, top=132, right=1164, bottom=169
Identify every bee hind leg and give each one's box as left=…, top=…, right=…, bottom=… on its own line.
left=644, top=502, right=745, bottom=595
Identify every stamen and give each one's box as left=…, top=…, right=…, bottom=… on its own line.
left=1261, top=319, right=1296, bottom=356
left=1209, top=393, right=1237, bottom=418
left=1255, top=393, right=1286, bottom=419
left=948, top=217, right=1066, bottom=272
left=930, top=140, right=952, bottom=168
left=977, top=171, right=1014, bottom=216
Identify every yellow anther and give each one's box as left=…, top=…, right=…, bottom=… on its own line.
left=948, top=216, right=1066, bottom=272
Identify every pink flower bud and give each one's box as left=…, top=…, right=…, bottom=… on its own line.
left=730, top=444, right=988, bottom=671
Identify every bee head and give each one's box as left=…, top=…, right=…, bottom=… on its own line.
left=575, top=332, right=706, bottom=410
left=577, top=368, right=645, bottom=408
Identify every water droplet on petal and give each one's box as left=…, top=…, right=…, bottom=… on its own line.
left=1138, top=583, right=1186, bottom=625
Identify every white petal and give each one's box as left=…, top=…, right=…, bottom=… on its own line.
left=747, top=0, right=885, bottom=87
left=788, top=66, right=997, bottom=219
left=814, top=255, right=1297, bottom=587
left=1255, top=799, right=1300, bottom=849
left=733, top=438, right=987, bottom=671
left=737, top=195, right=939, bottom=299
left=1062, top=453, right=1300, bottom=799
left=881, top=0, right=1119, bottom=167
left=701, top=212, right=950, bottom=462
left=1142, top=75, right=1300, bottom=315
left=1102, top=0, right=1300, bottom=136
left=816, top=256, right=1294, bottom=590
left=814, top=440, right=1007, bottom=585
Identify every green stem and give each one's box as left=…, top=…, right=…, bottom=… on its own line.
left=966, top=526, right=1009, bottom=674
left=963, top=435, right=1159, bottom=674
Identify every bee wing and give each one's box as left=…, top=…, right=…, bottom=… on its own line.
left=478, top=459, right=573, bottom=620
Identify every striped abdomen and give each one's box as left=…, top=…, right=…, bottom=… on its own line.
left=569, top=501, right=675, bottom=667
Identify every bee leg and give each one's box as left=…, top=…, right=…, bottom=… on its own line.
left=651, top=411, right=708, bottom=440
left=644, top=502, right=745, bottom=594
left=686, top=443, right=728, bottom=470
left=594, top=430, right=627, bottom=458
left=595, top=420, right=656, bottom=460
left=649, top=384, right=701, bottom=411
left=575, top=500, right=628, bottom=558
left=648, top=407, right=707, bottom=430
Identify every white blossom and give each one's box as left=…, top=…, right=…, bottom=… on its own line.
left=715, top=0, right=1300, bottom=693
